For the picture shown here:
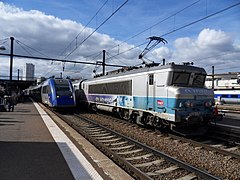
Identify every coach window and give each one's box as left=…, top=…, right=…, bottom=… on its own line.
left=47, top=86, right=51, bottom=93
left=42, top=86, right=47, bottom=93
left=149, top=74, right=154, bottom=85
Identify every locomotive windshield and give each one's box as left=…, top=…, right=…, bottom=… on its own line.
left=192, top=74, right=205, bottom=87
left=172, top=72, right=206, bottom=87
left=55, top=85, right=72, bottom=96
left=54, top=79, right=72, bottom=96
left=172, top=72, right=190, bottom=85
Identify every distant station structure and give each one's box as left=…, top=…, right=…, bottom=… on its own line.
left=205, top=72, right=240, bottom=90
left=205, top=72, right=240, bottom=104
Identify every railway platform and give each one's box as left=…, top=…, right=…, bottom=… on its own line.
left=213, top=104, right=240, bottom=129
left=0, top=101, right=132, bottom=180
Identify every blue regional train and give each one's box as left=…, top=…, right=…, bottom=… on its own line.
left=75, top=63, right=215, bottom=135
left=29, top=78, right=76, bottom=108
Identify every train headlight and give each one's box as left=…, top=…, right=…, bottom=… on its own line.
left=185, top=101, right=194, bottom=108
left=185, top=101, right=190, bottom=108
left=190, top=102, right=195, bottom=108
left=204, top=101, right=212, bottom=108
left=57, top=95, right=60, bottom=98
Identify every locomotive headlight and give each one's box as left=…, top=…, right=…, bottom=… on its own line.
left=57, top=95, right=60, bottom=98
left=184, top=101, right=191, bottom=108
left=190, top=102, right=195, bottom=108
left=185, top=101, right=195, bottom=108
left=204, top=101, right=212, bottom=108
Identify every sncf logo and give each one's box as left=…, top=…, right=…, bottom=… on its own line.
left=157, top=100, right=164, bottom=106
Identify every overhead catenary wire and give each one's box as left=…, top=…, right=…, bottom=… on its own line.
left=0, top=38, right=9, bottom=43
left=161, top=1, right=240, bottom=38
left=15, top=39, right=51, bottom=58
left=63, top=0, right=129, bottom=60
left=43, top=51, right=103, bottom=77
left=106, top=1, right=203, bottom=61
left=107, top=0, right=202, bottom=52
left=106, top=1, right=240, bottom=61
left=59, top=0, right=109, bottom=58
left=0, top=40, right=8, bottom=46
left=15, top=40, right=34, bottom=56
left=106, top=51, right=127, bottom=65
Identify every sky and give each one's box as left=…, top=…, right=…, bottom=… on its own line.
left=0, top=0, right=240, bottom=80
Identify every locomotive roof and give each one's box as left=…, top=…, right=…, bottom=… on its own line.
left=90, top=64, right=206, bottom=81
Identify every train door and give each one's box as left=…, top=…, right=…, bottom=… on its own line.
left=42, top=85, right=52, bottom=105
left=147, top=74, right=155, bottom=110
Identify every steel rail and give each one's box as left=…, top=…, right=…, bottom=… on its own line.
left=73, top=114, right=220, bottom=180
left=169, top=134, right=240, bottom=160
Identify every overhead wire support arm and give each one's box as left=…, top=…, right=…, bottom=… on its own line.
left=138, top=36, right=167, bottom=60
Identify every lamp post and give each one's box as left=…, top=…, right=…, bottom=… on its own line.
left=10, top=37, right=14, bottom=81
left=0, top=46, right=6, bottom=79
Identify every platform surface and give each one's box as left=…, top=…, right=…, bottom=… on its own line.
left=0, top=101, right=103, bottom=180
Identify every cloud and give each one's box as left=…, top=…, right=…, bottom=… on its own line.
left=152, top=28, right=240, bottom=73
left=152, top=47, right=172, bottom=61
left=0, top=2, right=141, bottom=79
left=197, top=28, right=234, bottom=51
left=0, top=2, right=240, bottom=80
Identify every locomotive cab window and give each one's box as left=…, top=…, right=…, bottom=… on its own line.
left=172, top=72, right=190, bottom=86
left=149, top=74, right=154, bottom=85
left=55, top=85, right=72, bottom=96
left=192, top=74, right=205, bottom=87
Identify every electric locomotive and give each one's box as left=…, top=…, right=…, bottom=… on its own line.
left=41, top=78, right=76, bottom=108
left=77, top=63, right=214, bottom=135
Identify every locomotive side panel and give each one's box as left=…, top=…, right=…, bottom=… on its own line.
left=131, top=73, right=147, bottom=110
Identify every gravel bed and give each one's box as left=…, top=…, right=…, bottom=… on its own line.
left=80, top=112, right=240, bottom=179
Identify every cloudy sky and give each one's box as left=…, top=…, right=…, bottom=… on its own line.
left=0, top=0, right=240, bottom=80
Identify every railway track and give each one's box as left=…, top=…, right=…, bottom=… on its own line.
left=169, top=134, right=240, bottom=159
left=83, top=111, right=240, bottom=160
left=209, top=104, right=240, bottom=145
left=76, top=111, right=240, bottom=178
left=55, top=112, right=219, bottom=180
left=38, top=101, right=239, bottom=179
left=217, top=104, right=240, bottom=113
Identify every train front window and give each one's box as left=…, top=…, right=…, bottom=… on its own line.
left=172, top=72, right=190, bottom=86
left=192, top=74, right=205, bottom=87
left=55, top=86, right=72, bottom=96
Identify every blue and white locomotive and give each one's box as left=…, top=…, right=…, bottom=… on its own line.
left=77, top=63, right=214, bottom=135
